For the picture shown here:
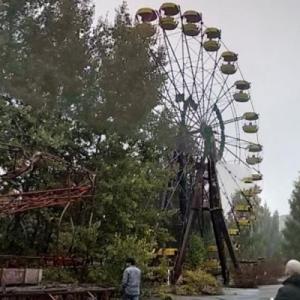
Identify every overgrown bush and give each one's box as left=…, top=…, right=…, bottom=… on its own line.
left=154, top=268, right=221, bottom=296
left=177, top=268, right=221, bottom=295
left=149, top=256, right=170, bottom=283
left=185, top=234, right=207, bottom=269
left=101, top=234, right=156, bottom=284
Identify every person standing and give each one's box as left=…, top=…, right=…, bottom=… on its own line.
left=122, top=258, right=141, bottom=300
left=275, top=259, right=300, bottom=300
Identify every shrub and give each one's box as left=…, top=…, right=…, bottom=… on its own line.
left=176, top=268, right=221, bottom=295
left=185, top=234, right=207, bottom=269
left=101, top=234, right=156, bottom=284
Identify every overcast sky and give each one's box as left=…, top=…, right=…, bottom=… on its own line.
left=94, top=0, right=300, bottom=215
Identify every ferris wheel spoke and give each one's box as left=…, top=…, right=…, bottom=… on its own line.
left=158, top=89, right=182, bottom=122
left=204, top=63, right=225, bottom=122
left=162, top=157, right=194, bottom=211
left=223, top=144, right=259, bottom=173
left=208, top=73, right=242, bottom=158
left=219, top=159, right=254, bottom=209
left=217, top=173, right=241, bottom=230
left=190, top=25, right=204, bottom=96
left=220, top=134, right=257, bottom=146
left=205, top=82, right=235, bottom=123
left=150, top=56, right=195, bottom=124
left=162, top=33, right=181, bottom=94
left=150, top=48, right=182, bottom=97
left=163, top=31, right=192, bottom=96
left=162, top=175, right=182, bottom=210
left=212, top=116, right=243, bottom=127
left=161, top=33, right=205, bottom=127
left=180, top=22, right=203, bottom=117
left=193, top=40, right=223, bottom=106
left=200, top=34, right=206, bottom=121
left=201, top=57, right=220, bottom=118
left=181, top=26, right=186, bottom=108
left=207, top=70, right=238, bottom=127
left=216, top=139, right=247, bottom=150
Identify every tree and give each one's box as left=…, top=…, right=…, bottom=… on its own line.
left=0, top=0, right=94, bottom=113
left=228, top=191, right=282, bottom=260
left=0, top=1, right=173, bottom=284
left=282, top=176, right=300, bottom=260
left=186, top=234, right=207, bottom=269
left=267, top=210, right=282, bottom=258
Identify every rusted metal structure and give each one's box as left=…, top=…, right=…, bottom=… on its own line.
left=0, top=151, right=95, bottom=216
left=0, top=150, right=113, bottom=298
left=0, top=150, right=95, bottom=268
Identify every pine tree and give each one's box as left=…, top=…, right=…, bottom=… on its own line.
left=282, top=176, right=300, bottom=260
left=267, top=210, right=282, bottom=258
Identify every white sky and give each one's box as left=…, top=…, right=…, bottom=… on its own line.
left=94, top=0, right=300, bottom=215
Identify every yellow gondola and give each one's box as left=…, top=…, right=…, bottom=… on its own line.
left=233, top=91, right=250, bottom=102
left=183, top=23, right=200, bottom=36
left=248, top=143, right=263, bottom=152
left=203, top=40, right=220, bottom=52
left=204, top=27, right=221, bottom=39
left=243, top=112, right=258, bottom=121
left=207, top=245, right=218, bottom=252
left=242, top=177, right=253, bottom=184
left=235, top=204, right=251, bottom=212
left=221, top=51, right=238, bottom=62
left=252, top=173, right=263, bottom=181
left=246, top=155, right=263, bottom=165
left=243, top=123, right=258, bottom=133
left=183, top=10, right=202, bottom=23
left=136, top=7, right=158, bottom=22
left=221, top=63, right=236, bottom=75
left=159, top=16, right=178, bottom=30
left=238, top=218, right=251, bottom=227
left=235, top=80, right=251, bottom=90
left=157, top=248, right=178, bottom=256
left=160, top=2, right=180, bottom=16
left=229, top=228, right=240, bottom=236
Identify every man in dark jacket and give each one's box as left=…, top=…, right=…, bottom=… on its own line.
left=275, top=259, right=300, bottom=300
left=122, top=258, right=141, bottom=300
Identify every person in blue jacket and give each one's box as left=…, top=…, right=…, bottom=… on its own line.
left=122, top=258, right=141, bottom=300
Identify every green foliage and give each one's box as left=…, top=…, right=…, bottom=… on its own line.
left=97, top=2, right=165, bottom=135
left=0, top=0, right=174, bottom=286
left=282, top=176, right=300, bottom=260
left=43, top=268, right=78, bottom=284
left=150, top=256, right=170, bottom=283
left=152, top=268, right=221, bottom=297
left=176, top=268, right=221, bottom=295
left=186, top=234, right=207, bottom=269
left=102, top=234, right=156, bottom=284
left=0, top=0, right=94, bottom=113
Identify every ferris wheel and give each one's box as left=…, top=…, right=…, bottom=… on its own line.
left=135, top=3, right=263, bottom=283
